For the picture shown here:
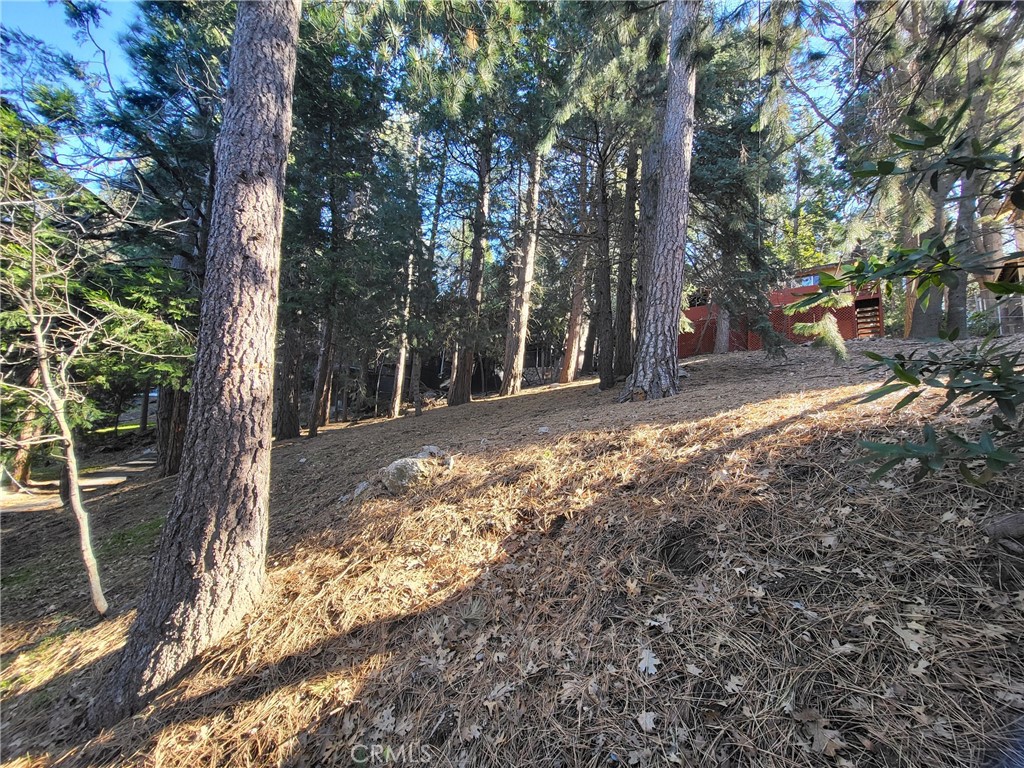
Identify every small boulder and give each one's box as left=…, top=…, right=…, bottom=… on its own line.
left=381, top=457, right=431, bottom=494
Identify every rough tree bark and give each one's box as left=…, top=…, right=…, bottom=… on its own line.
left=307, top=313, right=335, bottom=437
left=948, top=25, right=1018, bottom=334
left=448, top=125, right=492, bottom=407
left=156, top=386, right=188, bottom=477
left=410, top=352, right=423, bottom=416
left=909, top=179, right=953, bottom=339
left=500, top=150, right=543, bottom=396
left=634, top=137, right=660, bottom=358
left=581, top=312, right=597, bottom=375
left=558, top=255, right=589, bottom=383
left=594, top=136, right=615, bottom=390
left=91, top=0, right=300, bottom=728
left=614, top=146, right=639, bottom=378
left=559, top=152, right=591, bottom=384
left=275, top=317, right=303, bottom=439
left=714, top=307, right=731, bottom=354
left=621, top=0, right=699, bottom=401
left=950, top=178, right=976, bottom=337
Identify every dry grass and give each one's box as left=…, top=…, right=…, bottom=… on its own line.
left=2, top=339, right=1023, bottom=767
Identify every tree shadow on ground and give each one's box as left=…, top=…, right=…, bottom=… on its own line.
left=4, top=386, right=860, bottom=765
left=12, top=386, right=1020, bottom=768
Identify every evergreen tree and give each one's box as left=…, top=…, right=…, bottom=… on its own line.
left=93, top=0, right=301, bottom=726
left=622, top=0, right=702, bottom=401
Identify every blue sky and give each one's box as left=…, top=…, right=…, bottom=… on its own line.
left=1, top=0, right=136, bottom=86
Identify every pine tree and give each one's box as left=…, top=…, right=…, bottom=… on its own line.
left=92, top=0, right=301, bottom=727
left=622, top=0, right=701, bottom=401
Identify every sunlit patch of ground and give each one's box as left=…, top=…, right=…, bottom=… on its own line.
left=2, top=339, right=1022, bottom=767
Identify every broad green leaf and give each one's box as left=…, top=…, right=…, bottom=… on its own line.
left=890, top=133, right=928, bottom=151
left=983, top=281, right=1024, bottom=296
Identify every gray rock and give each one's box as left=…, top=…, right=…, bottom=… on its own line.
left=339, top=480, right=372, bottom=504
left=417, top=445, right=444, bottom=458
left=381, top=457, right=431, bottom=494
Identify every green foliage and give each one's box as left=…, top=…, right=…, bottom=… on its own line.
left=688, top=21, right=787, bottom=356
left=791, top=102, right=1024, bottom=480
left=792, top=315, right=849, bottom=361
left=860, top=340, right=1022, bottom=483
left=1, top=90, right=190, bottom=470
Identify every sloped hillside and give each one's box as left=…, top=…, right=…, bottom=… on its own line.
left=2, top=340, right=1023, bottom=768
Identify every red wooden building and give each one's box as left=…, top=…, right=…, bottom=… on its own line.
left=677, top=266, right=884, bottom=358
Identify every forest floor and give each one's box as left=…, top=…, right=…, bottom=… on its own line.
left=2, top=338, right=1023, bottom=768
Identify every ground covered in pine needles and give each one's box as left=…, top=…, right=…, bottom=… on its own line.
left=2, top=339, right=1023, bottom=768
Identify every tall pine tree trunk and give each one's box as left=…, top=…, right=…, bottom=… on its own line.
left=411, top=351, right=423, bottom=416
left=581, top=311, right=597, bottom=375
left=448, top=126, right=492, bottom=407
left=275, top=317, right=303, bottom=439
left=156, top=386, right=188, bottom=477
left=500, top=150, right=543, bottom=396
left=950, top=31, right=1017, bottom=333
left=949, top=176, right=977, bottom=337
left=92, top=0, right=300, bottom=728
left=714, top=307, right=731, bottom=354
left=622, top=0, right=699, bottom=401
left=634, top=137, right=660, bottom=358
left=899, top=191, right=920, bottom=337
left=594, top=137, right=615, bottom=390
left=976, top=196, right=1007, bottom=315
left=307, top=314, right=335, bottom=437
left=614, top=146, right=639, bottom=378
left=909, top=181, right=952, bottom=339
left=391, top=136, right=427, bottom=418
left=558, top=253, right=588, bottom=383
left=389, top=247, right=415, bottom=418
left=407, top=137, right=446, bottom=417
left=559, top=152, right=590, bottom=384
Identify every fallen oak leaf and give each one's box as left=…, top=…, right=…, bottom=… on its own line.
left=892, top=625, right=931, bottom=652
left=637, top=711, right=657, bottom=733
left=724, top=675, right=745, bottom=693
left=808, top=721, right=847, bottom=757
left=638, top=648, right=661, bottom=676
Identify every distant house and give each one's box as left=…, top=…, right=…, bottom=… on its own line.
left=677, top=264, right=884, bottom=358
